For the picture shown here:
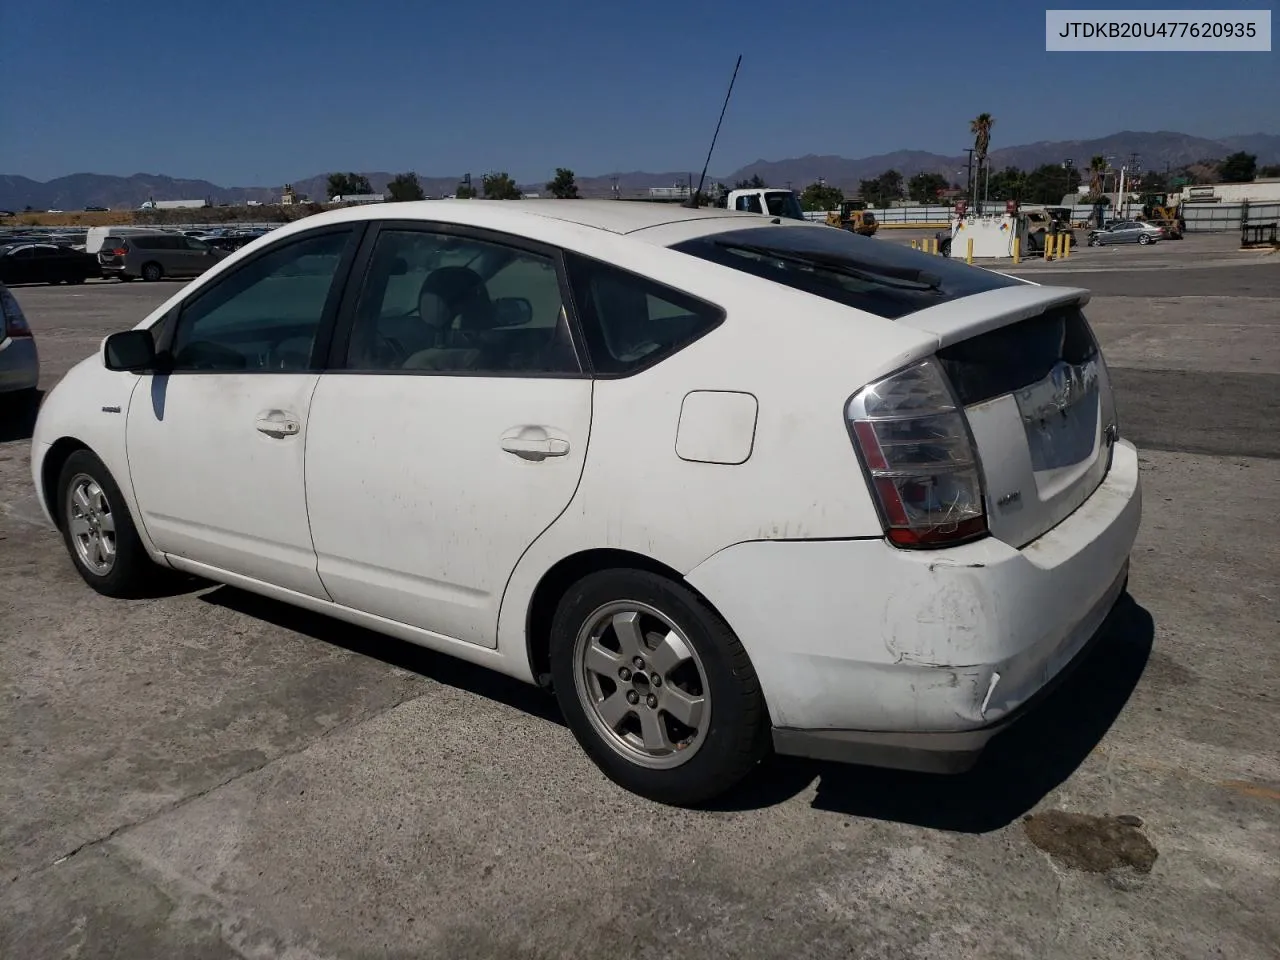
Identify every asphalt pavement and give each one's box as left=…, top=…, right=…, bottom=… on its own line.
left=1, top=240, right=1277, bottom=959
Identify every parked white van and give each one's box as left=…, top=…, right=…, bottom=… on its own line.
left=84, top=226, right=175, bottom=256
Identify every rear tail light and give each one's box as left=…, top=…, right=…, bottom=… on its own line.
left=846, top=358, right=987, bottom=548
left=110, top=247, right=127, bottom=256
left=1, top=295, right=32, bottom=338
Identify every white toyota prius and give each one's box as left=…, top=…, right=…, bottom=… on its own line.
left=31, top=200, right=1141, bottom=805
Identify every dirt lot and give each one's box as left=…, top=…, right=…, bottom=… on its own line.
left=2, top=238, right=1278, bottom=959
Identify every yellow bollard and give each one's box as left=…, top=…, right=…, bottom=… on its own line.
left=1061, top=234, right=1071, bottom=259
left=925, top=237, right=934, bottom=254
left=911, top=240, right=918, bottom=250
left=1045, top=234, right=1057, bottom=260
left=965, top=237, right=973, bottom=264
left=1012, top=237, right=1020, bottom=264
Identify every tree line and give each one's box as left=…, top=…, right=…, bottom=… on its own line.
left=328, top=149, right=1279, bottom=209
left=328, top=168, right=583, bottom=202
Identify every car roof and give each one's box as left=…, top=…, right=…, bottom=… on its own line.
left=310, top=198, right=766, bottom=237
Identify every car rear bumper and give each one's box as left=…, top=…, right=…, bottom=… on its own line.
left=0, top=335, right=39, bottom=392
left=684, top=439, right=1142, bottom=773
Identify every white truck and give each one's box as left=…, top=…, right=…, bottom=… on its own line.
left=720, top=188, right=806, bottom=220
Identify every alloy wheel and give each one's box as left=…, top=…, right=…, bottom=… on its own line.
left=66, top=474, right=117, bottom=575
left=573, top=600, right=710, bottom=770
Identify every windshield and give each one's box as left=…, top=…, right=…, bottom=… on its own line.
left=764, top=191, right=806, bottom=221
left=672, top=225, right=1023, bottom=320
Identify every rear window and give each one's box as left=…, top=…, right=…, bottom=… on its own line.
left=937, top=305, right=1098, bottom=406
left=102, top=236, right=127, bottom=250
left=672, top=225, right=1022, bottom=320
left=764, top=192, right=805, bottom=220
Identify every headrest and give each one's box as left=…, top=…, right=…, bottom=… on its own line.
left=418, top=267, right=495, bottom=331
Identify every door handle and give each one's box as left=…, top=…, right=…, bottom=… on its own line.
left=255, top=413, right=301, bottom=437
left=501, top=435, right=570, bottom=460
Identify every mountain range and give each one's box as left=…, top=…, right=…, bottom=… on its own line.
left=3, top=131, right=1277, bottom=211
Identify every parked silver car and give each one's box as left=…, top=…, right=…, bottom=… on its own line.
left=98, top=231, right=230, bottom=282
left=1087, top=220, right=1166, bottom=246
left=0, top=281, right=39, bottom=398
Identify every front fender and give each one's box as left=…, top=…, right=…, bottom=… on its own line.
left=31, top=354, right=157, bottom=556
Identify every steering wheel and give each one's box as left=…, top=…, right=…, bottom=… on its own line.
left=267, top=337, right=314, bottom=371
left=375, top=334, right=410, bottom=366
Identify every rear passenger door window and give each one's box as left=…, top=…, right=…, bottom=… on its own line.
left=564, top=254, right=724, bottom=375
left=338, top=227, right=580, bottom=375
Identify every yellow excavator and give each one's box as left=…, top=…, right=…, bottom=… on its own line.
left=826, top=199, right=879, bottom=236
left=1140, top=193, right=1185, bottom=239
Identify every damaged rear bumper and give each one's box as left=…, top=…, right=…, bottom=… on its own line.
left=684, top=440, right=1142, bottom=774
left=770, top=560, right=1127, bottom=773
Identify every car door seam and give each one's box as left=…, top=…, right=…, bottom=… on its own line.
left=492, top=379, right=595, bottom=655
left=300, top=371, right=336, bottom=603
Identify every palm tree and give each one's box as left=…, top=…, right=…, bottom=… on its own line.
left=1088, top=155, right=1108, bottom=197
left=969, top=113, right=995, bottom=166
left=969, top=113, right=994, bottom=208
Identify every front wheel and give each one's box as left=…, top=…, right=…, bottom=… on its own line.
left=57, top=449, right=158, bottom=598
left=550, top=569, right=770, bottom=806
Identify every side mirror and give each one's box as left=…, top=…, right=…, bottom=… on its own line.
left=103, top=329, right=158, bottom=372
left=492, top=296, right=533, bottom=327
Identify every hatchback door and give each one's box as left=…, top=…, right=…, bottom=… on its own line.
left=304, top=223, right=591, bottom=647
left=902, top=287, right=1120, bottom=548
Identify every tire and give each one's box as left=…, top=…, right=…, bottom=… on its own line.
left=1138, top=235, right=1151, bottom=245
left=141, top=262, right=163, bottom=282
left=549, top=568, right=769, bottom=806
left=56, top=449, right=157, bottom=598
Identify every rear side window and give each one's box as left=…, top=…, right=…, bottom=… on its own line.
left=565, top=254, right=723, bottom=375
left=673, top=225, right=1022, bottom=320
left=132, top=236, right=163, bottom=249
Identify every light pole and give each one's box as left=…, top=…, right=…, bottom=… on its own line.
left=1063, top=158, right=1075, bottom=204
left=963, top=148, right=975, bottom=209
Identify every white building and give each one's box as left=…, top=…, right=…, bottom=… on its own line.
left=1177, top=179, right=1280, bottom=204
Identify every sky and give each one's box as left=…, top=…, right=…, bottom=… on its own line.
left=2, top=0, right=1276, bottom=186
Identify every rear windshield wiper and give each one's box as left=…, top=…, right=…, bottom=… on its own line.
left=713, top=241, right=943, bottom=292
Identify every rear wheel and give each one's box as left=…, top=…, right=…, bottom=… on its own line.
left=57, top=450, right=157, bottom=598
left=1138, top=235, right=1151, bottom=245
left=141, top=262, right=163, bottom=282
left=549, top=569, right=769, bottom=806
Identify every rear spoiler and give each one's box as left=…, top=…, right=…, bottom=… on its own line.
left=897, top=285, right=1092, bottom=348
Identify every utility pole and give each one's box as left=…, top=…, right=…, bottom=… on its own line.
left=963, top=148, right=975, bottom=209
